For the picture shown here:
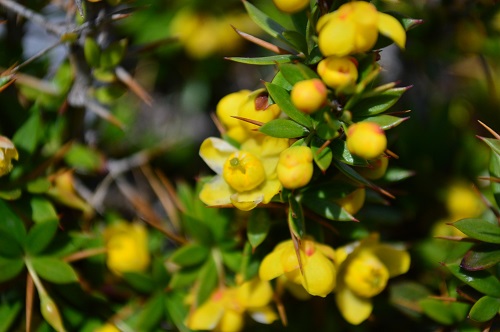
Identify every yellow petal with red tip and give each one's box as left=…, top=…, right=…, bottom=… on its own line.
left=301, top=251, right=336, bottom=297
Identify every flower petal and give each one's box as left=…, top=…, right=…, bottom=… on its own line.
left=377, top=12, right=406, bottom=49
left=335, top=284, right=373, bottom=325
left=237, top=278, right=273, bottom=309
left=318, top=19, right=356, bottom=57
left=200, top=137, right=238, bottom=174
left=230, top=192, right=263, bottom=211
left=186, top=300, right=224, bottom=330
left=372, top=244, right=411, bottom=277
left=200, top=175, right=232, bottom=206
left=218, top=310, right=244, bottom=332
left=301, top=251, right=336, bottom=297
left=259, top=246, right=287, bottom=281
left=249, top=306, right=279, bottom=324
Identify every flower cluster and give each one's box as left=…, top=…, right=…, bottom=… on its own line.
left=258, top=234, right=410, bottom=324
left=186, top=278, right=277, bottom=331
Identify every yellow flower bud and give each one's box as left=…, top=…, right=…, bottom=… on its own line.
left=336, top=187, right=365, bottom=215
left=357, top=157, right=389, bottom=180
left=238, top=94, right=281, bottom=131
left=0, top=135, right=18, bottom=177
left=346, top=122, right=387, bottom=160
left=317, top=56, right=358, bottom=90
left=216, top=90, right=251, bottom=128
left=223, top=151, right=266, bottom=192
left=277, top=146, right=313, bottom=189
left=272, top=0, right=309, bottom=14
left=290, top=79, right=328, bottom=114
left=105, top=222, right=150, bottom=276
left=445, top=181, right=485, bottom=219
left=344, top=252, right=389, bottom=298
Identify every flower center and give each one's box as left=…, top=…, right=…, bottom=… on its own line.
left=344, top=252, right=389, bottom=298
left=223, top=151, right=265, bottom=192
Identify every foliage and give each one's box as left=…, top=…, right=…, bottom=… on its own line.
left=0, top=0, right=500, bottom=331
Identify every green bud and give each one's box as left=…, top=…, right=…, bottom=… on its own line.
left=40, top=294, right=66, bottom=332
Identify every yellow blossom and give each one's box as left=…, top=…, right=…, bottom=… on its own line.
left=199, top=135, right=289, bottom=211
left=335, top=233, right=410, bottom=325
left=317, top=1, right=406, bottom=57
left=186, top=278, right=277, bottom=332
left=104, top=221, right=151, bottom=276
left=0, top=135, right=18, bottom=177
left=445, top=181, right=485, bottom=220
left=259, top=238, right=337, bottom=297
left=346, top=122, right=387, bottom=160
left=317, top=56, right=358, bottom=90
left=93, top=323, right=120, bottom=332
left=276, top=146, right=314, bottom=189
left=290, top=79, right=328, bottom=114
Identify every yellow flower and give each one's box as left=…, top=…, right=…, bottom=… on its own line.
left=317, top=1, right=406, bottom=57
left=238, top=91, right=281, bottom=132
left=93, top=323, right=120, bottom=332
left=104, top=221, right=150, bottom=276
left=346, top=122, right=387, bottom=160
left=199, top=136, right=289, bottom=211
left=0, top=135, right=18, bottom=177
left=272, top=0, right=309, bottom=14
left=186, top=278, right=277, bottom=332
left=259, top=238, right=337, bottom=297
left=290, top=79, right=328, bottom=114
left=445, top=181, right=485, bottom=220
left=276, top=146, right=314, bottom=189
left=317, top=56, right=358, bottom=90
left=335, top=233, right=410, bottom=325
left=216, top=90, right=252, bottom=143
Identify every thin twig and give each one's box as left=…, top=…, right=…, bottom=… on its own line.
left=0, top=0, right=67, bottom=35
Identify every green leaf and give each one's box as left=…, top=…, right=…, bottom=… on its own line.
left=221, top=250, right=243, bottom=273
left=26, top=220, right=59, bottom=255
left=0, top=200, right=26, bottom=256
left=311, top=137, right=333, bottom=172
left=350, top=87, right=410, bottom=116
left=31, top=257, right=78, bottom=284
left=419, top=298, right=469, bottom=325
left=226, top=54, right=301, bottom=65
left=288, top=195, right=305, bottom=238
left=332, top=159, right=390, bottom=198
left=13, top=105, right=42, bottom=154
left=316, top=121, right=341, bottom=141
left=0, top=257, right=24, bottom=282
left=26, top=178, right=51, bottom=194
left=279, top=63, right=319, bottom=85
left=164, top=290, right=191, bottom=332
left=247, top=209, right=270, bottom=250
left=30, top=197, right=59, bottom=224
left=331, top=139, right=369, bottom=166
left=196, top=256, right=218, bottom=305
left=265, top=82, right=313, bottom=128
left=122, top=272, right=156, bottom=293
left=240, top=241, right=260, bottom=281
left=452, top=218, right=500, bottom=244
left=0, top=300, right=22, bottom=332
left=469, top=295, right=500, bottom=322
left=355, top=115, right=409, bottom=130
left=100, top=39, right=127, bottom=69
left=259, top=119, right=309, bottom=138
left=64, top=143, right=104, bottom=173
left=83, top=37, right=101, bottom=68
left=478, top=137, right=500, bottom=156
left=446, top=261, right=500, bottom=297
left=243, top=1, right=292, bottom=47
left=169, top=243, right=209, bottom=267
left=383, top=167, right=415, bottom=182
left=271, top=70, right=293, bottom=90
left=133, top=291, right=164, bottom=330
left=0, top=190, right=22, bottom=200
left=168, top=266, right=200, bottom=289
left=461, top=243, right=500, bottom=271
left=301, top=192, right=356, bottom=222
left=282, top=30, right=307, bottom=53
left=389, top=281, right=431, bottom=319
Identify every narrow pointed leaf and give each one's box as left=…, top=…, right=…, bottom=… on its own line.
left=169, top=243, right=209, bottom=267
left=350, top=87, right=410, bottom=116
left=247, top=209, right=270, bottom=249
left=461, top=243, right=500, bottom=271
left=279, top=63, right=319, bottom=85
left=196, top=256, right=218, bottom=305
left=489, top=149, right=500, bottom=208
left=26, top=220, right=59, bottom=255
left=355, top=115, right=409, bottom=130
left=259, top=119, right=309, bottom=138
left=446, top=261, right=500, bottom=297
left=452, top=218, right=500, bottom=244
left=478, top=137, right=500, bottom=156
left=226, top=55, right=300, bottom=65
left=311, top=137, right=333, bottom=172
left=243, top=1, right=292, bottom=47
left=288, top=195, right=305, bottom=238
left=0, top=257, right=25, bottom=282
left=330, top=139, right=368, bottom=166
left=31, top=257, right=78, bottom=284
left=301, top=194, right=356, bottom=222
